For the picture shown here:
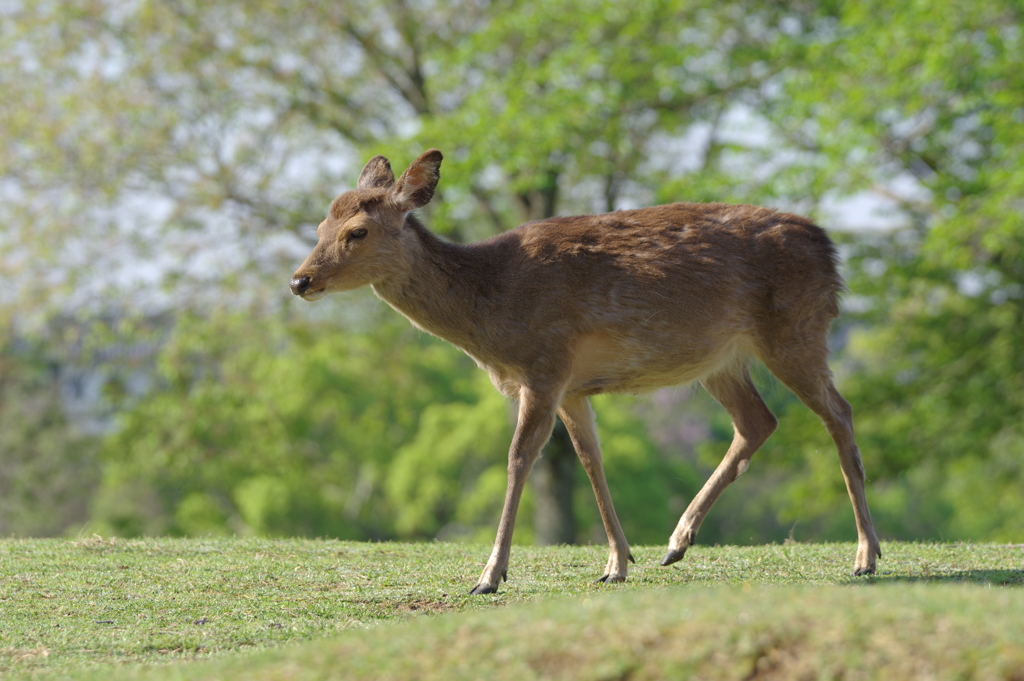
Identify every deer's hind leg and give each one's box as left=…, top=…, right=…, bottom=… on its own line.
left=558, top=395, right=633, bottom=583
left=759, top=343, right=881, bottom=576
left=663, top=366, right=778, bottom=566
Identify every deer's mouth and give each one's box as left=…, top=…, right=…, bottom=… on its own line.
left=301, top=288, right=327, bottom=301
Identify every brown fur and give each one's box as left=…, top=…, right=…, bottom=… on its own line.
left=290, top=150, right=881, bottom=593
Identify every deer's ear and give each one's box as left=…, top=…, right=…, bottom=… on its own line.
left=357, top=155, right=395, bottom=190
left=391, top=149, right=443, bottom=211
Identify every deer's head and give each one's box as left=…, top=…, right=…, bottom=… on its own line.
left=289, top=149, right=443, bottom=300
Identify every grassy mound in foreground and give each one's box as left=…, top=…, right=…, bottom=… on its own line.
left=91, top=584, right=1024, bottom=681
left=3, top=539, right=1021, bottom=679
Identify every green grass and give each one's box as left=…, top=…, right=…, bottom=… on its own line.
left=2, top=538, right=1022, bottom=679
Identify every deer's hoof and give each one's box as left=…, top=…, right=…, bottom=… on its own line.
left=660, top=547, right=688, bottom=566
left=595, top=574, right=627, bottom=584
left=469, top=583, right=499, bottom=595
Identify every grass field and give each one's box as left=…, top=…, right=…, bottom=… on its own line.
left=2, top=538, right=1022, bottom=679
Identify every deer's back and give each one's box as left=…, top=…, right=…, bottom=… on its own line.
left=464, top=202, right=841, bottom=395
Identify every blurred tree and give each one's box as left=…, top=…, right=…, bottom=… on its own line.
left=91, top=312, right=508, bottom=539
left=5, top=0, right=1021, bottom=547
left=0, top=0, right=499, bottom=322
left=0, top=325, right=101, bottom=536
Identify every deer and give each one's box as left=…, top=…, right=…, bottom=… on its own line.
left=289, top=149, right=882, bottom=594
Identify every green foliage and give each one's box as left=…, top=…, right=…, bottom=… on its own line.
left=92, top=311, right=507, bottom=540
left=0, top=330, right=100, bottom=537
left=386, top=385, right=512, bottom=539
left=588, top=395, right=703, bottom=545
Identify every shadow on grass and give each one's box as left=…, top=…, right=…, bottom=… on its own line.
left=857, top=570, right=1024, bottom=587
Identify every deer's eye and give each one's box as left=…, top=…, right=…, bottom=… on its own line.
left=349, top=227, right=368, bottom=239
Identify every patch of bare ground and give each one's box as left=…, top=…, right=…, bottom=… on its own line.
left=396, top=598, right=457, bottom=615
left=2, top=647, right=51, bottom=664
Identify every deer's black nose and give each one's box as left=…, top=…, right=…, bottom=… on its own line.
left=290, top=275, right=311, bottom=295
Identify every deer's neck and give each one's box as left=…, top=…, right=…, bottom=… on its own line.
left=371, top=220, right=496, bottom=354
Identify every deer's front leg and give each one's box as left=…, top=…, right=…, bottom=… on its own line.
left=470, top=387, right=558, bottom=595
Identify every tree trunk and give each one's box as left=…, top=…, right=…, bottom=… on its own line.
left=533, top=418, right=577, bottom=545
